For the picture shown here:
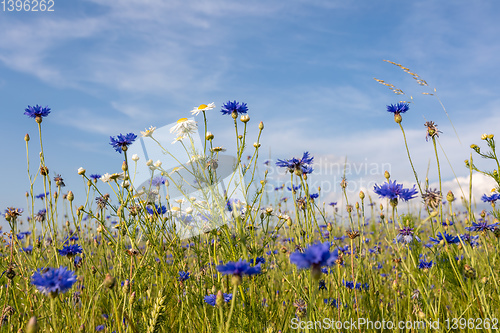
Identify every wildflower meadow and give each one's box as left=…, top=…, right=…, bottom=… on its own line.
left=3, top=63, right=500, bottom=333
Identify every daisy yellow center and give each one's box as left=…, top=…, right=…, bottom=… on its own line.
left=198, top=104, right=207, bottom=109
left=177, top=118, right=188, bottom=123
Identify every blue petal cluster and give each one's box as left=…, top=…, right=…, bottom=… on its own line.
left=58, top=244, right=83, bottom=257
left=276, top=152, right=314, bottom=175
left=31, top=266, right=77, bottom=296
left=109, top=133, right=137, bottom=153
left=220, top=100, right=248, bottom=115
left=204, top=293, right=232, bottom=306
left=386, top=102, right=409, bottom=115
left=289, top=242, right=338, bottom=269
left=216, top=259, right=261, bottom=276
left=481, top=193, right=500, bottom=203
left=178, top=271, right=190, bottom=282
left=373, top=180, right=418, bottom=201
left=146, top=204, right=167, bottom=216
left=429, top=231, right=460, bottom=245
left=465, top=220, right=499, bottom=233
left=418, top=259, right=434, bottom=270
left=24, top=105, right=51, bottom=119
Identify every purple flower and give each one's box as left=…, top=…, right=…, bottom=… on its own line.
left=220, top=100, right=248, bottom=116
left=24, top=105, right=51, bottom=119
left=216, top=259, right=261, bottom=276
left=109, top=133, right=137, bottom=153
left=289, top=242, right=338, bottom=270
left=373, top=180, right=418, bottom=202
left=395, top=227, right=420, bottom=244
left=151, top=176, right=166, bottom=187
left=276, top=152, right=314, bottom=175
left=31, top=266, right=77, bottom=297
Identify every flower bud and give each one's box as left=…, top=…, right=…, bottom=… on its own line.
left=146, top=159, right=153, bottom=166
left=253, top=142, right=261, bottom=148
left=384, top=170, right=390, bottom=180
left=131, top=154, right=139, bottom=161
left=359, top=191, right=365, bottom=200
left=67, top=191, right=74, bottom=202
left=206, top=132, right=214, bottom=140
left=258, top=121, right=264, bottom=130
left=122, top=161, right=128, bottom=172
left=446, top=190, right=454, bottom=202
left=26, top=316, right=39, bottom=333
left=394, top=113, right=402, bottom=124
left=24, top=133, right=30, bottom=142
left=240, top=115, right=250, bottom=123
left=216, top=290, right=225, bottom=307
left=77, top=167, right=86, bottom=175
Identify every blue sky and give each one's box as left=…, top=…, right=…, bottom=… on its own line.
left=1, top=0, right=500, bottom=228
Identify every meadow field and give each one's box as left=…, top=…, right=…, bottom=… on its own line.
left=2, top=95, right=500, bottom=333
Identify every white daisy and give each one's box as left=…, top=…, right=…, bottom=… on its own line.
left=190, top=102, right=215, bottom=116
left=140, top=126, right=156, bottom=138
left=170, top=118, right=197, bottom=143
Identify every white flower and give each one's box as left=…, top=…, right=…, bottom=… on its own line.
left=131, top=154, right=139, bottom=161
left=77, top=167, right=86, bottom=175
left=154, top=160, right=162, bottom=168
left=141, top=126, right=156, bottom=138
left=185, top=207, right=193, bottom=215
left=100, top=172, right=124, bottom=183
left=146, top=159, right=153, bottom=166
left=190, top=102, right=215, bottom=116
left=170, top=118, right=197, bottom=143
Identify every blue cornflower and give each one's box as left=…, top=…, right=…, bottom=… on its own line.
left=387, top=102, right=409, bottom=115
left=96, top=325, right=105, bottom=331
left=249, top=257, right=265, bottom=265
left=287, top=184, right=301, bottom=192
left=318, top=280, right=327, bottom=290
left=290, top=242, right=338, bottom=279
left=216, top=259, right=261, bottom=277
left=109, top=133, right=137, bottom=153
left=418, top=259, right=434, bottom=270
left=465, top=220, right=499, bottom=233
left=220, top=100, right=248, bottom=116
left=343, top=279, right=368, bottom=291
left=324, top=298, right=340, bottom=308
left=373, top=180, right=418, bottom=202
left=459, top=233, right=480, bottom=247
left=395, top=227, right=420, bottom=244
left=178, top=271, right=190, bottom=282
left=429, top=231, right=460, bottom=245
left=35, top=192, right=49, bottom=199
left=146, top=204, right=167, bottom=216
left=289, top=242, right=338, bottom=269
left=276, top=152, right=314, bottom=175
left=481, top=193, right=500, bottom=203
left=24, top=105, right=51, bottom=120
left=22, top=246, right=33, bottom=254
left=58, top=244, right=83, bottom=257
left=31, top=266, right=77, bottom=297
left=310, top=193, right=319, bottom=200
left=89, top=174, right=102, bottom=181
left=204, top=293, right=232, bottom=306
left=151, top=176, right=166, bottom=187
left=17, top=231, right=31, bottom=240
left=329, top=202, right=337, bottom=206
